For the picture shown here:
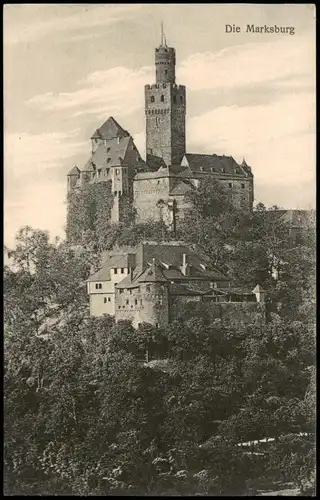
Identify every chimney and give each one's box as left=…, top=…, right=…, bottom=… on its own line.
left=151, top=258, right=156, bottom=274
left=181, top=253, right=188, bottom=276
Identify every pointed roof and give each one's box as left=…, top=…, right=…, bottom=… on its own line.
left=138, top=259, right=167, bottom=283
left=91, top=117, right=130, bottom=141
left=67, top=165, right=80, bottom=176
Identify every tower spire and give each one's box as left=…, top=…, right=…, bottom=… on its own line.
left=161, top=21, right=164, bottom=46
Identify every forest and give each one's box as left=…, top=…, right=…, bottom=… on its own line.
left=4, top=179, right=316, bottom=495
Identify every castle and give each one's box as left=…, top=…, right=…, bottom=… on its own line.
left=67, top=30, right=266, bottom=327
left=87, top=241, right=266, bottom=328
left=67, top=32, right=254, bottom=230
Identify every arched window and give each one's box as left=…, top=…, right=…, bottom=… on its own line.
left=150, top=96, right=155, bottom=103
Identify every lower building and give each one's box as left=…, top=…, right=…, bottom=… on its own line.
left=87, top=241, right=266, bottom=327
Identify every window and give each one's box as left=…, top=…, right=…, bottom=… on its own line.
left=146, top=284, right=151, bottom=292
left=107, top=147, right=111, bottom=152
left=165, top=70, right=168, bottom=75
left=106, top=168, right=110, bottom=174
left=118, top=306, right=121, bottom=309
left=121, top=268, right=124, bottom=274
left=126, top=299, right=129, bottom=305
left=107, top=158, right=111, bottom=163
left=108, top=297, right=111, bottom=302
left=228, top=183, right=232, bottom=188
left=135, top=299, right=138, bottom=305
left=129, top=289, right=132, bottom=295
left=119, top=289, right=123, bottom=294
left=180, top=95, right=183, bottom=103
left=95, top=283, right=102, bottom=290
left=104, top=297, right=107, bottom=303
left=150, top=96, right=155, bottom=103
left=160, top=95, right=164, bottom=102
left=241, top=183, right=245, bottom=188
left=114, top=268, right=118, bottom=274
left=114, top=191, right=117, bottom=196
left=173, top=95, right=177, bottom=103
left=98, top=169, right=101, bottom=177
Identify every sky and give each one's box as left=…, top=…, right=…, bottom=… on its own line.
left=4, top=3, right=316, bottom=248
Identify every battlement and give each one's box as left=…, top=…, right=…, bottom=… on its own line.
left=145, top=84, right=185, bottom=91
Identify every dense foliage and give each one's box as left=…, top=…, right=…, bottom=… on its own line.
left=4, top=179, right=316, bottom=495
left=66, top=181, right=114, bottom=249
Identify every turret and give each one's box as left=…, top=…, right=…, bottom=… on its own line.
left=67, top=166, right=80, bottom=192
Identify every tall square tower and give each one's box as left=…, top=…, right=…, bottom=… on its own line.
left=145, top=33, right=186, bottom=167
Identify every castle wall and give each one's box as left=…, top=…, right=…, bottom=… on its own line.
left=89, top=292, right=115, bottom=317
left=170, top=296, right=266, bottom=326
left=133, top=176, right=170, bottom=223
left=115, top=283, right=170, bottom=328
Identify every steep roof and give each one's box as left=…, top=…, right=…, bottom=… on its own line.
left=87, top=241, right=229, bottom=286
left=83, top=136, right=132, bottom=171
left=87, top=254, right=132, bottom=282
left=67, top=165, right=80, bottom=176
left=183, top=153, right=253, bottom=177
left=91, top=116, right=130, bottom=140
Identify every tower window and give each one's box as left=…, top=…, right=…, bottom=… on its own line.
left=229, top=183, right=232, bottom=188
left=180, top=95, right=183, bottom=103
left=121, top=268, right=124, bottom=274
left=104, top=297, right=107, bottom=303
left=161, top=95, right=164, bottom=102
left=108, top=297, right=111, bottom=302
left=241, top=183, right=245, bottom=188
left=173, top=95, right=177, bottom=103
left=150, top=96, right=155, bottom=103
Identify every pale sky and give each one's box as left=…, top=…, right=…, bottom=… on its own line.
left=4, top=4, right=316, bottom=248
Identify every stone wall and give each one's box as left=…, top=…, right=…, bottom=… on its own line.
left=145, top=84, right=186, bottom=166
left=170, top=296, right=266, bottom=326
left=115, top=282, right=170, bottom=328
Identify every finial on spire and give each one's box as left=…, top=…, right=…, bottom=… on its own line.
left=160, top=22, right=167, bottom=46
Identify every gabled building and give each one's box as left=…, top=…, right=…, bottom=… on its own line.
left=87, top=241, right=266, bottom=328
left=67, top=31, right=254, bottom=232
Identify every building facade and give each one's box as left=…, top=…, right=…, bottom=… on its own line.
left=67, top=33, right=254, bottom=229
left=87, top=241, right=266, bottom=328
